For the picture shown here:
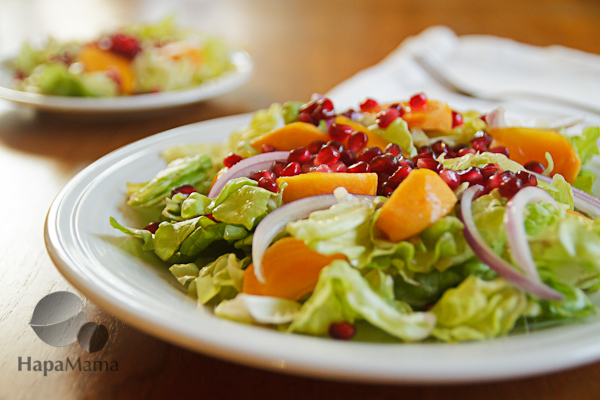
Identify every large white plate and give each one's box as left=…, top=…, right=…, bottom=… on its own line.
left=45, top=112, right=600, bottom=384
left=0, top=50, right=253, bottom=113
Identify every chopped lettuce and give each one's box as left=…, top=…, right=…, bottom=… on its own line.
left=368, top=118, right=416, bottom=157
left=227, top=103, right=284, bottom=158
left=442, top=152, right=524, bottom=173
left=570, top=127, right=600, bottom=165
left=194, top=253, right=249, bottom=304
left=215, top=293, right=301, bottom=324
left=109, top=217, right=155, bottom=250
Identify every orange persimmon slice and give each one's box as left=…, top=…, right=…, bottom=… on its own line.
left=76, top=44, right=135, bottom=94
left=276, top=172, right=377, bottom=203
left=250, top=122, right=330, bottom=152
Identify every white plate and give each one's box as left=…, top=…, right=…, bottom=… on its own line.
left=45, top=113, right=600, bottom=384
left=0, top=50, right=253, bottom=113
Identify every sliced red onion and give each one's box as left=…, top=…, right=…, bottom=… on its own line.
left=485, top=106, right=506, bottom=128
left=460, top=185, right=563, bottom=300
left=504, top=187, right=558, bottom=279
left=486, top=106, right=584, bottom=130
left=531, top=172, right=600, bottom=217
left=208, top=151, right=289, bottom=198
left=252, top=192, right=376, bottom=283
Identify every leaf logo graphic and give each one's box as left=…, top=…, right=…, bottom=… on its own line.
left=30, top=292, right=87, bottom=347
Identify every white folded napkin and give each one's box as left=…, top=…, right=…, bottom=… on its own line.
left=327, top=26, right=600, bottom=124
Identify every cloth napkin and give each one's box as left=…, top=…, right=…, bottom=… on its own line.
left=327, top=26, right=600, bottom=125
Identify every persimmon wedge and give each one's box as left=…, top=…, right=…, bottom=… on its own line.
left=276, top=172, right=377, bottom=203
left=377, top=169, right=457, bottom=242
left=242, top=237, right=346, bottom=300
left=401, top=100, right=453, bottom=133
left=249, top=122, right=329, bottom=152
left=489, top=127, right=581, bottom=183
left=76, top=44, right=135, bottom=94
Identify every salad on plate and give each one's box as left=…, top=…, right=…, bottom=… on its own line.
left=110, top=93, right=600, bottom=342
left=8, top=17, right=235, bottom=97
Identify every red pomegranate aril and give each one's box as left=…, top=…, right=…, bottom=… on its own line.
left=360, top=98, right=379, bottom=113
left=328, top=123, right=354, bottom=141
left=524, top=161, right=546, bottom=174
left=109, top=33, right=141, bottom=59
left=249, top=170, right=276, bottom=182
left=280, top=162, right=302, bottom=177
left=308, top=140, right=326, bottom=154
left=388, top=166, right=412, bottom=188
left=417, top=158, right=442, bottom=173
left=143, top=221, right=161, bottom=234
left=516, top=170, right=538, bottom=187
left=257, top=176, right=279, bottom=193
left=339, top=149, right=357, bottom=166
left=347, top=161, right=371, bottom=173
left=310, top=164, right=332, bottom=173
left=381, top=182, right=395, bottom=197
left=377, top=173, right=391, bottom=195
left=398, top=157, right=416, bottom=168
left=315, top=98, right=335, bottom=119
left=412, top=152, right=434, bottom=164
left=326, top=140, right=345, bottom=152
left=439, top=169, right=461, bottom=190
left=329, top=322, right=356, bottom=340
left=205, top=214, right=217, bottom=222
left=261, top=144, right=277, bottom=153
left=376, top=108, right=400, bottom=128
left=418, top=145, right=432, bottom=154
left=171, top=184, right=197, bottom=197
left=288, top=146, right=311, bottom=164
left=315, top=145, right=340, bottom=165
left=223, top=153, right=243, bottom=168
left=457, top=167, right=483, bottom=186
left=489, top=146, right=510, bottom=157
left=301, top=163, right=313, bottom=173
left=458, top=147, right=477, bottom=157
left=471, top=138, right=489, bottom=152
left=499, top=177, right=523, bottom=199
left=347, top=131, right=368, bottom=152
left=390, top=103, right=406, bottom=117
left=481, top=163, right=502, bottom=182
left=270, top=161, right=286, bottom=177
left=329, top=161, right=348, bottom=173
left=384, top=143, right=402, bottom=157
left=357, top=147, right=383, bottom=163
left=409, top=92, right=428, bottom=108
left=298, top=112, right=316, bottom=125
left=341, top=108, right=358, bottom=120
left=369, top=154, right=400, bottom=174
left=300, top=100, right=319, bottom=114
left=432, top=141, right=449, bottom=157
left=453, top=144, right=467, bottom=152
left=452, top=111, right=463, bottom=128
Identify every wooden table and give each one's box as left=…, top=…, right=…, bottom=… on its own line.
left=2, top=0, right=600, bottom=398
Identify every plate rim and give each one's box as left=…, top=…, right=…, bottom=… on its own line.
left=44, top=113, right=600, bottom=384
left=0, top=49, right=253, bottom=112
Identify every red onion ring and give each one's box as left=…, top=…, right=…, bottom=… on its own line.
left=252, top=193, right=376, bottom=283
left=460, top=185, right=563, bottom=300
left=531, top=172, right=600, bottom=217
left=504, top=187, right=558, bottom=279
left=208, top=151, right=289, bottom=198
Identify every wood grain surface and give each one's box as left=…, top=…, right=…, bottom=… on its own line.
left=1, top=0, right=600, bottom=399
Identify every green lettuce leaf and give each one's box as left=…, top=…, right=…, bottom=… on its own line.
left=227, top=103, right=284, bottom=158
left=368, top=118, right=416, bottom=157
left=215, top=293, right=301, bottom=324
left=573, top=169, right=595, bottom=194
left=288, top=260, right=436, bottom=341
left=282, top=101, right=304, bottom=124
left=194, top=253, right=250, bottom=304
left=109, top=217, right=155, bottom=250
left=169, top=263, right=200, bottom=286
left=442, top=152, right=524, bottom=173
left=570, top=127, right=600, bottom=165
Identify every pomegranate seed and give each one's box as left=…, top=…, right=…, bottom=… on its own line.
left=432, top=141, right=449, bottom=157
left=409, top=92, right=428, bottom=108
left=326, top=140, right=345, bottom=152
left=301, top=163, right=314, bottom=173
left=369, top=154, right=400, bottom=174
left=417, top=158, right=442, bottom=173
left=458, top=147, right=477, bottom=157
left=486, top=170, right=515, bottom=193
left=300, top=100, right=319, bottom=114
left=261, top=144, right=277, bottom=153
left=249, top=170, right=276, bottom=182
left=347, top=131, right=368, bottom=152
left=499, top=177, right=523, bottom=199
left=390, top=103, right=406, bottom=117
left=308, top=140, right=326, bottom=154
left=109, top=33, right=141, bottom=59
left=171, top=184, right=197, bottom=197
left=471, top=131, right=493, bottom=152
left=388, top=166, right=412, bottom=188
left=376, top=108, right=399, bottom=128
left=439, top=169, right=461, bottom=190
left=489, top=146, right=510, bottom=157
left=205, top=214, right=217, bottom=222
left=280, top=162, right=301, bottom=177
left=398, top=157, right=416, bottom=168
left=481, top=163, right=502, bottom=182
left=257, top=176, right=279, bottom=193
left=298, top=112, right=316, bottom=125
left=144, top=221, right=161, bottom=234
left=381, top=182, right=395, bottom=197
left=310, top=164, right=332, bottom=173
left=347, top=161, right=371, bottom=173
left=342, top=108, right=358, bottom=120
left=457, top=167, right=483, bottom=186
left=329, top=322, right=356, bottom=340
left=452, top=111, right=463, bottom=128
left=299, top=98, right=335, bottom=125
left=329, top=161, right=348, bottom=172
left=339, top=149, right=357, bottom=166
left=315, top=145, right=340, bottom=165
left=270, top=161, right=286, bottom=177
left=453, top=144, right=467, bottom=152
left=288, top=146, right=311, bottom=164
left=418, top=145, right=432, bottom=154
left=328, top=123, right=354, bottom=141
left=516, top=170, right=537, bottom=187
left=524, top=161, right=545, bottom=174
left=360, top=98, right=379, bottom=113
left=357, top=147, right=383, bottom=163
left=315, top=98, right=335, bottom=119
left=377, top=173, right=391, bottom=195
left=412, top=152, right=434, bottom=164
left=384, top=143, right=402, bottom=157
left=479, top=114, right=488, bottom=123
left=223, top=153, right=243, bottom=168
